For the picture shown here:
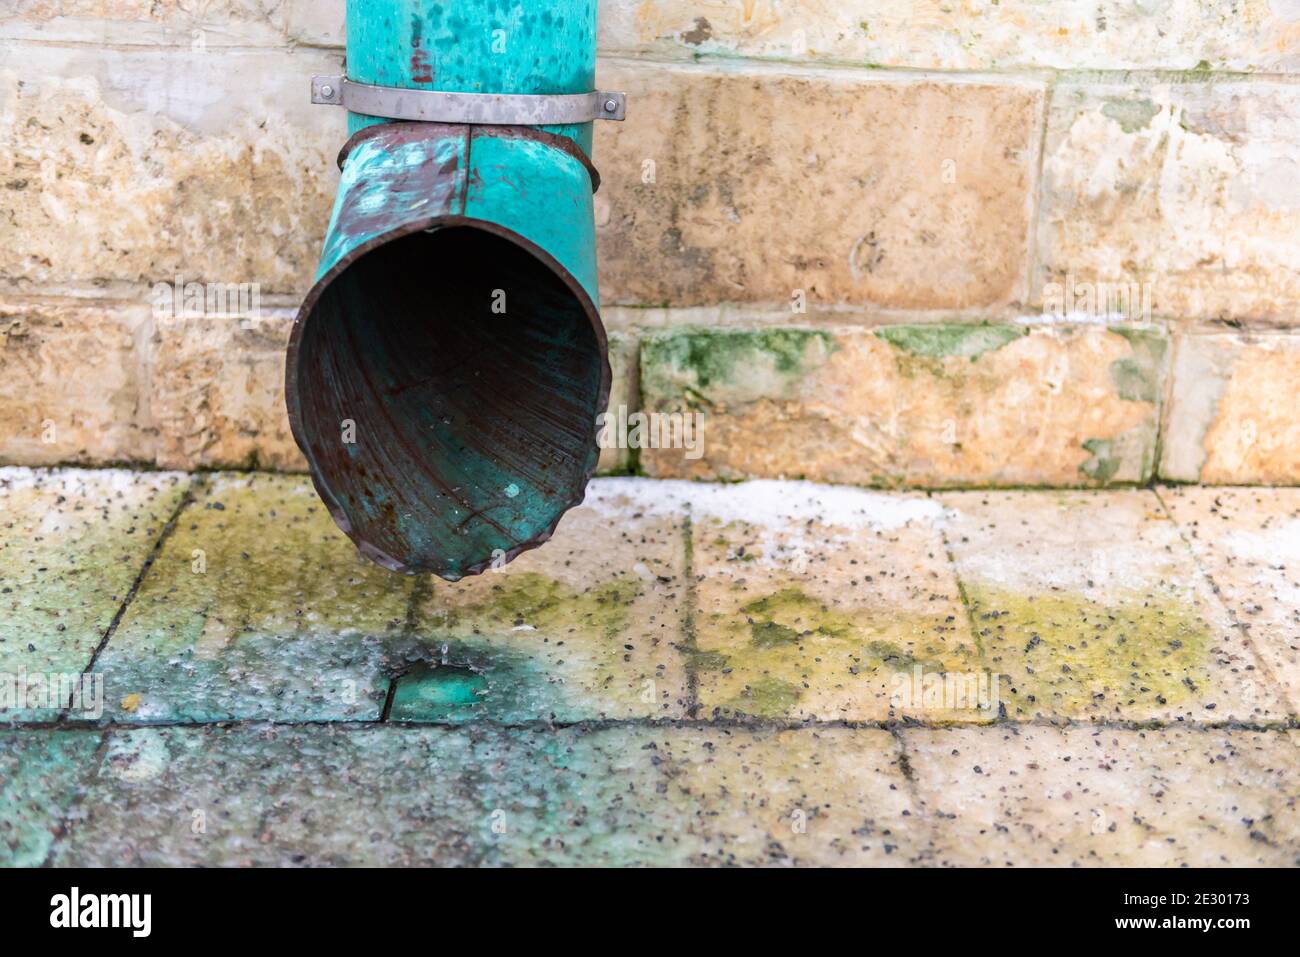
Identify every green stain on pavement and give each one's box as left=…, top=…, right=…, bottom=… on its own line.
left=703, top=586, right=973, bottom=718
left=875, top=324, right=1026, bottom=361
left=741, top=588, right=852, bottom=641
left=862, top=639, right=944, bottom=672
left=443, top=571, right=634, bottom=639
left=740, top=589, right=943, bottom=669
left=750, top=619, right=802, bottom=647
left=967, top=584, right=1215, bottom=718
left=686, top=649, right=729, bottom=671
left=722, top=675, right=802, bottom=718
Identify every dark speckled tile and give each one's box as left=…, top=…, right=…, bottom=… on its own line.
left=0, top=731, right=102, bottom=866
left=0, top=468, right=188, bottom=721
left=51, top=724, right=916, bottom=866
left=1162, top=486, right=1300, bottom=718
left=903, top=725, right=1300, bottom=866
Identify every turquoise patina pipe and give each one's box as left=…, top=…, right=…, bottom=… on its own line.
left=346, top=0, right=596, bottom=154
left=285, top=1, right=610, bottom=580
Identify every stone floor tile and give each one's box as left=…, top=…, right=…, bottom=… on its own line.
left=1161, top=487, right=1300, bottom=717
left=0, top=468, right=188, bottom=721
left=52, top=724, right=916, bottom=866
left=938, top=490, right=1287, bottom=722
left=94, top=473, right=413, bottom=723
left=666, top=481, right=986, bottom=721
left=0, top=730, right=102, bottom=866
left=903, top=726, right=1300, bottom=866
left=635, top=726, right=919, bottom=866
left=396, top=479, right=690, bottom=722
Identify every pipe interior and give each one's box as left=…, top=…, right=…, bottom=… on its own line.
left=294, top=225, right=605, bottom=578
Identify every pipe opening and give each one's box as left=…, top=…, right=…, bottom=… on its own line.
left=292, top=224, right=608, bottom=579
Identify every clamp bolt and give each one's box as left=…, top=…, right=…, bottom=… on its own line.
left=604, top=98, right=618, bottom=112
left=321, top=84, right=334, bottom=98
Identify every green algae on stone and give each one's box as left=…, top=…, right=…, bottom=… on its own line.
left=1109, top=358, right=1159, bottom=403
left=641, top=328, right=836, bottom=408
left=1080, top=437, right=1123, bottom=483
left=1101, top=98, right=1162, bottom=133
left=874, top=323, right=1026, bottom=362
left=1079, top=426, right=1157, bottom=484
left=750, top=619, right=802, bottom=647
left=966, top=584, right=1218, bottom=719
left=740, top=588, right=946, bottom=671
left=1109, top=325, right=1168, bottom=403
left=438, top=571, right=634, bottom=640
left=0, top=731, right=101, bottom=866
left=702, top=585, right=979, bottom=720
left=722, top=674, right=803, bottom=717
left=685, top=648, right=729, bottom=672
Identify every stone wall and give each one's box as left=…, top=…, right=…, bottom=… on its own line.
left=2, top=1, right=1298, bottom=484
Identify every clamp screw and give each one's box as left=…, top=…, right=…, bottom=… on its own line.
left=604, top=98, right=618, bottom=112
left=321, top=84, right=334, bottom=98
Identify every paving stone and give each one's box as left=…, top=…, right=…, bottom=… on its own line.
left=1162, top=487, right=1300, bottom=717
left=52, top=724, right=916, bottom=866
left=632, top=726, right=917, bottom=866
left=149, top=311, right=305, bottom=471
left=649, top=480, right=985, bottom=721
left=0, top=730, right=101, bottom=867
left=594, top=61, right=1041, bottom=309
left=0, top=468, right=187, bottom=721
left=0, top=42, right=344, bottom=297
left=640, top=324, right=1166, bottom=487
left=903, top=726, right=1300, bottom=866
left=939, top=490, right=1288, bottom=722
left=0, top=297, right=152, bottom=465
left=396, top=479, right=690, bottom=722
left=1161, top=331, right=1300, bottom=484
left=1038, top=81, right=1300, bottom=324
left=599, top=0, right=1300, bottom=72
left=94, top=473, right=413, bottom=723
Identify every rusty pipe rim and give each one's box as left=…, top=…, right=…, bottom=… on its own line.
left=285, top=214, right=611, bottom=578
